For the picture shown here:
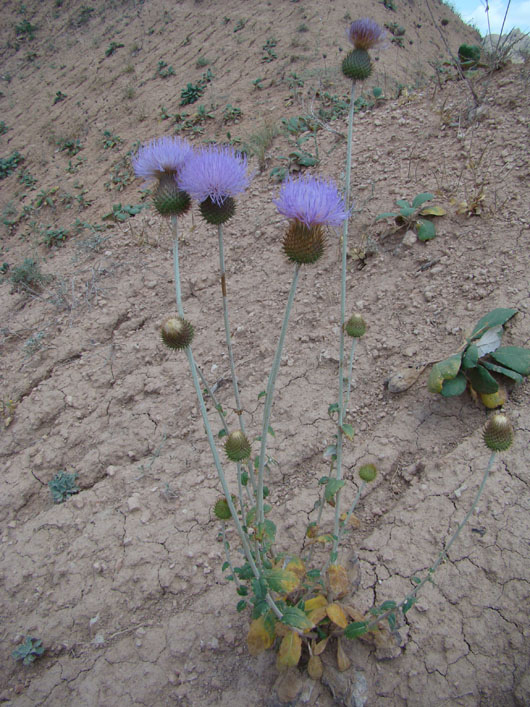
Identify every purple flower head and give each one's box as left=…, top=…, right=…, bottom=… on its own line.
left=132, top=136, right=193, bottom=183
left=275, top=175, right=348, bottom=228
left=178, top=145, right=250, bottom=206
left=348, top=18, right=386, bottom=50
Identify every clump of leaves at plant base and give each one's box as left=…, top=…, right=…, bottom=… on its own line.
left=458, top=44, right=481, bottom=70
left=375, top=192, right=445, bottom=241
left=49, top=470, right=79, bottom=503
left=427, top=308, right=530, bottom=407
left=12, top=637, right=44, bottom=665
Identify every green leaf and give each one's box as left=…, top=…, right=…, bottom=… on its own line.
left=264, top=569, right=300, bottom=594
left=267, top=425, right=275, bottom=437
left=388, top=613, right=397, bottom=631
left=258, top=390, right=266, bottom=399
left=490, top=346, right=530, bottom=376
left=482, top=360, right=523, bottom=383
left=341, top=423, right=354, bottom=441
left=427, top=353, right=462, bottom=393
left=307, top=569, right=321, bottom=579
left=462, top=343, right=479, bottom=369
left=324, top=478, right=345, bottom=504
left=416, top=218, right=436, bottom=241
left=372, top=86, right=383, bottom=98
left=466, top=365, right=499, bottom=394
left=402, top=597, right=417, bottom=614
left=328, top=403, right=339, bottom=416
left=344, top=621, right=368, bottom=639
left=441, top=372, right=467, bottom=397
left=379, top=600, right=397, bottom=611
left=470, top=308, right=517, bottom=340
left=399, top=205, right=416, bottom=219
left=222, top=561, right=229, bottom=572
left=375, top=212, right=398, bottom=221
left=218, top=428, right=227, bottom=438
left=412, top=192, right=435, bottom=208
left=237, top=599, right=247, bottom=612
left=241, top=471, right=248, bottom=486
left=323, top=444, right=337, bottom=460
left=396, top=199, right=412, bottom=209
left=281, top=606, right=314, bottom=630
left=411, top=576, right=421, bottom=585
left=237, top=585, right=249, bottom=596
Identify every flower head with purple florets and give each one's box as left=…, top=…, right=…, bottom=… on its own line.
left=132, top=136, right=193, bottom=183
left=178, top=145, right=250, bottom=224
left=132, top=136, right=194, bottom=216
left=347, top=18, right=386, bottom=50
left=275, top=175, right=348, bottom=264
left=275, top=175, right=348, bottom=228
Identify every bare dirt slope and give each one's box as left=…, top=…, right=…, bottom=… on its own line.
left=1, top=1, right=529, bottom=705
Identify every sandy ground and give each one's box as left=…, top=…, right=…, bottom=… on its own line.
left=1, top=1, right=529, bottom=705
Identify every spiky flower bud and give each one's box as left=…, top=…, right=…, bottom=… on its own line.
left=213, top=496, right=233, bottom=520
left=342, top=49, right=373, bottom=81
left=283, top=222, right=326, bottom=264
left=483, top=414, right=514, bottom=452
left=153, top=174, right=191, bottom=216
left=358, top=463, right=377, bottom=482
left=199, top=195, right=236, bottom=224
left=160, top=316, right=194, bottom=350
left=345, top=313, right=366, bottom=338
left=224, top=430, right=251, bottom=462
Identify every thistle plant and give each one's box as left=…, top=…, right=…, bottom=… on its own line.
left=133, top=17, right=519, bottom=682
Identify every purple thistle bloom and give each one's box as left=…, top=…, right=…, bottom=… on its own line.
left=178, top=145, right=250, bottom=205
left=347, top=18, right=386, bottom=50
left=274, top=176, right=348, bottom=228
left=132, top=136, right=193, bottom=182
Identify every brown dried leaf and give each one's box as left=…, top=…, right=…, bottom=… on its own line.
left=304, top=595, right=328, bottom=612
left=285, top=556, right=306, bottom=580
left=247, top=616, right=273, bottom=656
left=307, top=654, right=323, bottom=680
left=312, top=636, right=329, bottom=656
left=337, top=638, right=351, bottom=672
left=276, top=631, right=302, bottom=672
left=327, top=564, right=349, bottom=598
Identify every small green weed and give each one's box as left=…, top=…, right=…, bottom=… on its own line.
left=53, top=90, right=67, bottom=104
left=196, top=56, right=209, bottom=68
left=12, top=637, right=44, bottom=665
left=102, top=130, right=123, bottom=149
left=65, top=157, right=85, bottom=173
left=15, top=19, right=37, bottom=40
left=0, top=151, right=24, bottom=179
left=103, top=203, right=147, bottom=222
left=458, top=44, right=482, bottom=70
left=23, top=331, right=46, bottom=357
left=34, top=186, right=58, bottom=209
left=428, top=308, right=530, bottom=407
left=156, top=60, right=175, bottom=78
left=104, top=155, right=134, bottom=191
left=57, top=138, right=83, bottom=156
left=41, top=226, right=69, bottom=248
left=252, top=77, right=264, bottom=90
left=49, top=470, right=79, bottom=503
left=233, top=18, right=247, bottom=32
left=71, top=5, right=94, bottom=28
left=376, top=192, right=445, bottom=241
left=262, top=38, right=278, bottom=62
left=0, top=121, right=8, bottom=135
left=381, top=0, right=396, bottom=9
left=223, top=104, right=242, bottom=124
left=10, top=257, right=50, bottom=293
left=180, top=83, right=204, bottom=105
left=105, top=41, right=124, bottom=57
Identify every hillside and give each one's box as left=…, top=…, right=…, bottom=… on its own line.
left=1, top=1, right=529, bottom=705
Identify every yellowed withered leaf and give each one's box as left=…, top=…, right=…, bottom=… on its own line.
left=304, top=595, right=328, bottom=612
left=276, top=631, right=302, bottom=672
left=263, top=568, right=300, bottom=595
left=313, top=636, right=329, bottom=656
left=247, top=616, right=273, bottom=656
left=285, top=556, right=306, bottom=580
left=307, top=654, right=323, bottom=680
left=307, top=606, right=328, bottom=625
left=326, top=603, right=348, bottom=629
left=327, top=564, right=349, bottom=598
left=337, top=638, right=351, bottom=672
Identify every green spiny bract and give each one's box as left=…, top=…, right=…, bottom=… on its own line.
left=153, top=174, right=191, bottom=216
left=358, top=463, right=377, bottom=482
left=224, top=431, right=251, bottom=462
left=345, top=313, right=366, bottom=338
left=283, top=222, right=325, bottom=264
left=199, top=196, right=235, bottom=225
left=483, top=414, right=514, bottom=451
left=161, top=316, right=194, bottom=350
left=342, top=49, right=372, bottom=81
left=213, top=496, right=233, bottom=520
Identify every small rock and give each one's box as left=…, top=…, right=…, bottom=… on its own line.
left=127, top=495, right=141, bottom=512
left=402, top=230, right=417, bottom=247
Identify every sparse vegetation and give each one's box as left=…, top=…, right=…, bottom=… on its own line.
left=0, top=151, right=24, bottom=179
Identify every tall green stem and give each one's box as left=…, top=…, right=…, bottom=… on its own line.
left=257, top=263, right=301, bottom=525
left=365, top=452, right=497, bottom=631
left=332, top=81, right=356, bottom=560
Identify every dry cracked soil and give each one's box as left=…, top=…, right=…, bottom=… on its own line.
left=0, top=0, right=529, bottom=705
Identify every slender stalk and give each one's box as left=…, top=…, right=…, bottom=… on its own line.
left=338, top=480, right=366, bottom=544
left=345, top=338, right=358, bottom=409
left=365, top=452, right=496, bottom=632
left=332, top=80, right=356, bottom=561
left=217, top=224, right=245, bottom=423
left=171, top=215, right=185, bottom=317
left=257, top=263, right=301, bottom=525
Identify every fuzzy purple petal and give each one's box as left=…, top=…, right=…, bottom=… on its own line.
left=348, top=18, right=386, bottom=50
left=177, top=145, right=250, bottom=205
left=274, top=176, right=348, bottom=228
left=132, top=136, right=193, bottom=182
